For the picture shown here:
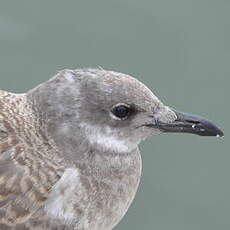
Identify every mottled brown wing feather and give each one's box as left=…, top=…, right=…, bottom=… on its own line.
left=0, top=91, right=64, bottom=229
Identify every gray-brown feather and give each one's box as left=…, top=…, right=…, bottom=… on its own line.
left=0, top=85, right=142, bottom=230
left=0, top=68, right=165, bottom=230
left=0, top=90, right=65, bottom=229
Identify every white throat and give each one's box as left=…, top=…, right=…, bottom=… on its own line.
left=80, top=122, right=139, bottom=153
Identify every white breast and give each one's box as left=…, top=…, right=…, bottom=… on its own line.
left=44, top=168, right=80, bottom=225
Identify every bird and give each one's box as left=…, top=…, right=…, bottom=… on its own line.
left=0, top=68, right=223, bottom=230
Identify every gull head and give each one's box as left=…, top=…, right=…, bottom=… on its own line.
left=29, top=69, right=224, bottom=154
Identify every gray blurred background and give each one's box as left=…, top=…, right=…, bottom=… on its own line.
left=0, top=0, right=229, bottom=229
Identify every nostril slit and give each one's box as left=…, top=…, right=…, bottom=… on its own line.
left=185, top=119, right=200, bottom=124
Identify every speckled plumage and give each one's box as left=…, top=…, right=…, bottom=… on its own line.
left=0, top=91, right=65, bottom=229
left=0, top=69, right=157, bottom=230
left=0, top=69, right=222, bottom=230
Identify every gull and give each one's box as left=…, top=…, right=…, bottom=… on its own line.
left=0, top=69, right=223, bottom=230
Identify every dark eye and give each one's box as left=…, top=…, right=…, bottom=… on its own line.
left=111, top=104, right=130, bottom=120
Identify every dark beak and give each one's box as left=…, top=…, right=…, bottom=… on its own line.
left=155, top=110, right=224, bottom=137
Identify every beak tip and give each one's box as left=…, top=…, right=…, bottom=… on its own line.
left=215, top=128, right=224, bottom=138
left=190, top=124, right=224, bottom=137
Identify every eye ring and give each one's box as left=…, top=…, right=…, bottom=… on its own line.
left=110, top=103, right=131, bottom=120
